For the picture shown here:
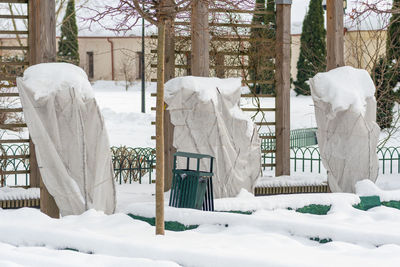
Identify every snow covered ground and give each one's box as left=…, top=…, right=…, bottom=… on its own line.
left=93, top=80, right=156, bottom=148
left=1, top=183, right=400, bottom=267
left=1, top=80, right=400, bottom=266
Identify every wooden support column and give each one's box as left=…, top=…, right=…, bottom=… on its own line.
left=215, top=53, right=225, bottom=78
left=28, top=141, right=40, bottom=188
left=164, top=13, right=176, bottom=192
left=28, top=0, right=57, bottom=64
left=191, top=0, right=210, bottom=76
left=326, top=0, right=345, bottom=70
left=28, top=0, right=59, bottom=218
left=275, top=0, right=291, bottom=176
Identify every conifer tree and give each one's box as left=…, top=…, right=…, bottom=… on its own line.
left=387, top=0, right=400, bottom=100
left=387, top=0, right=400, bottom=61
left=294, top=0, right=326, bottom=95
left=372, top=0, right=400, bottom=129
left=372, top=57, right=397, bottom=129
left=249, top=0, right=275, bottom=94
left=58, top=0, right=80, bottom=65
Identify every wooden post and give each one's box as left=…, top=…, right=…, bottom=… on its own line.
left=163, top=11, right=176, bottom=192
left=28, top=141, right=40, bottom=187
left=155, top=20, right=166, bottom=235
left=326, top=0, right=345, bottom=70
left=191, top=0, right=209, bottom=76
left=275, top=0, right=291, bottom=176
left=28, top=0, right=59, bottom=218
left=215, top=53, right=225, bottom=78
left=28, top=0, right=57, bottom=63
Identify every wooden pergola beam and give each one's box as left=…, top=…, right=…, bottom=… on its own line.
left=28, top=0, right=59, bottom=219
left=191, top=0, right=210, bottom=76
left=275, top=0, right=292, bottom=176
left=326, top=0, right=345, bottom=70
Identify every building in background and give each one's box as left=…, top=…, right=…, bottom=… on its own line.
left=76, top=36, right=148, bottom=81
left=0, top=29, right=387, bottom=83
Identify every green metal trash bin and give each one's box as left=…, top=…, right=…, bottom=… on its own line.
left=169, top=152, right=214, bottom=211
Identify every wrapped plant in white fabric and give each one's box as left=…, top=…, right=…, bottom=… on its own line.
left=165, top=76, right=261, bottom=198
left=310, top=66, right=380, bottom=193
left=17, top=63, right=116, bottom=216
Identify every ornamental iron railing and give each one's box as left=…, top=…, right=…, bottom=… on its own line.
left=1, top=143, right=399, bottom=187
left=260, top=128, right=318, bottom=150
left=0, top=145, right=155, bottom=186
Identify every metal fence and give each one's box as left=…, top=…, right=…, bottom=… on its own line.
left=262, top=146, right=400, bottom=175
left=377, top=147, right=400, bottom=175
left=1, top=143, right=399, bottom=187
left=262, top=147, right=323, bottom=173
left=0, top=144, right=30, bottom=186
left=0, top=144, right=156, bottom=186
left=261, top=128, right=318, bottom=150
left=111, top=146, right=156, bottom=184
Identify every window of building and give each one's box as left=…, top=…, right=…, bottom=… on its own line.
left=86, top=51, right=94, bottom=79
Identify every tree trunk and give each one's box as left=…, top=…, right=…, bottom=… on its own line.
left=155, top=21, right=166, bottom=235
left=326, top=0, right=345, bottom=70
left=191, top=0, right=209, bottom=77
left=163, top=7, right=176, bottom=192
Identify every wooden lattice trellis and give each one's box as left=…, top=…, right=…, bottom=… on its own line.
left=0, top=0, right=30, bottom=186
left=0, top=0, right=59, bottom=216
left=150, top=2, right=292, bottom=190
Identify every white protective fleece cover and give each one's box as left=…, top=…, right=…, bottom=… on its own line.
left=17, top=63, right=116, bottom=216
left=164, top=76, right=261, bottom=198
left=310, top=66, right=380, bottom=193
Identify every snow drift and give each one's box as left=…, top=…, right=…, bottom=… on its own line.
left=17, top=63, right=116, bottom=216
left=164, top=77, right=261, bottom=198
left=310, top=66, right=380, bottom=193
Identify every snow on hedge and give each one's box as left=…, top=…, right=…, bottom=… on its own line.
left=256, top=174, right=327, bottom=188
left=214, top=190, right=358, bottom=212
left=1, top=205, right=400, bottom=266
left=124, top=192, right=360, bottom=221
left=0, top=187, right=39, bottom=201
left=356, top=179, right=400, bottom=202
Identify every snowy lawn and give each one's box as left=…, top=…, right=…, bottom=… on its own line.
left=1, top=189, right=400, bottom=267
left=93, top=80, right=156, bottom=148
left=2, top=178, right=400, bottom=266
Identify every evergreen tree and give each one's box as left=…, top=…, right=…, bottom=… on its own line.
left=249, top=0, right=275, bottom=94
left=294, top=0, right=326, bottom=95
left=387, top=0, right=400, bottom=100
left=373, top=0, right=400, bottom=129
left=372, top=57, right=397, bottom=129
left=58, top=0, right=79, bottom=65
left=387, top=0, right=400, bottom=61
